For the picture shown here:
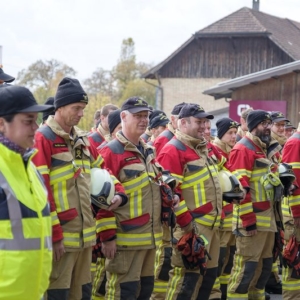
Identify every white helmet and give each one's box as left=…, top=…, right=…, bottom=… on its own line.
left=218, top=170, right=244, bottom=203
left=90, top=168, right=115, bottom=207
left=161, top=170, right=177, bottom=191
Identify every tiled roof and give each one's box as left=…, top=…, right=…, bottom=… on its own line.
left=142, top=7, right=300, bottom=78
left=197, top=7, right=300, bottom=60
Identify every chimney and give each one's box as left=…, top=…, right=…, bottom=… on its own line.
left=253, top=0, right=260, bottom=11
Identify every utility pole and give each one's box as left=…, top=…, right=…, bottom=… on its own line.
left=0, top=46, right=2, bottom=65
left=253, top=0, right=260, bottom=11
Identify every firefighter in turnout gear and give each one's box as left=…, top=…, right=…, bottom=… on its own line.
left=33, top=78, right=126, bottom=300
left=211, top=117, right=240, bottom=300
left=88, top=104, right=118, bottom=150
left=157, top=103, right=222, bottom=300
left=0, top=85, right=53, bottom=300
left=281, top=125, right=300, bottom=300
left=227, top=110, right=283, bottom=300
left=151, top=103, right=185, bottom=300
left=98, top=97, right=179, bottom=300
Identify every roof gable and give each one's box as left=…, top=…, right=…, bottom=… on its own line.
left=143, top=7, right=300, bottom=79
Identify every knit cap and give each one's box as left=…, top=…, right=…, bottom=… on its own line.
left=54, top=77, right=88, bottom=109
left=247, top=110, right=272, bottom=132
left=108, top=109, right=121, bottom=134
left=216, top=117, right=240, bottom=139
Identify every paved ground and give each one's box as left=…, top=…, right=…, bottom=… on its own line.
left=270, top=294, right=282, bottom=299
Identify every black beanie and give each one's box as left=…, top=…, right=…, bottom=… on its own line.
left=54, top=77, right=88, bottom=109
left=42, top=97, right=55, bottom=121
left=108, top=109, right=121, bottom=134
left=216, top=117, right=240, bottom=139
left=247, top=110, right=272, bottom=132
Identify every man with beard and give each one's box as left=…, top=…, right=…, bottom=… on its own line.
left=227, top=110, right=283, bottom=300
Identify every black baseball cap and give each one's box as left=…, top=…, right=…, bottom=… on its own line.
left=149, top=114, right=169, bottom=129
left=171, top=102, right=186, bottom=115
left=270, top=111, right=288, bottom=123
left=42, top=97, right=55, bottom=121
left=0, top=85, right=54, bottom=117
left=285, top=121, right=296, bottom=130
left=179, top=103, right=214, bottom=119
left=121, top=96, right=151, bottom=113
left=0, top=66, right=15, bottom=83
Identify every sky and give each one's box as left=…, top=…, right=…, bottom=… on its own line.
left=1, top=0, right=300, bottom=82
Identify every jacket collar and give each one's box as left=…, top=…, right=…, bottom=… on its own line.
left=212, top=137, right=232, bottom=154
left=175, top=130, right=208, bottom=155
left=46, top=116, right=88, bottom=141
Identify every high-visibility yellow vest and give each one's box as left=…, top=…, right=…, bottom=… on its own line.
left=0, top=143, right=52, bottom=300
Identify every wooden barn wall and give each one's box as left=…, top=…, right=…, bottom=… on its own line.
left=159, top=37, right=293, bottom=79
left=232, top=73, right=300, bottom=125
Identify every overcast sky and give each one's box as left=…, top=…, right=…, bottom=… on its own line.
left=1, top=0, right=299, bottom=81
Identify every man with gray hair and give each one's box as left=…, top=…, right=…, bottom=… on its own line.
left=98, top=96, right=179, bottom=299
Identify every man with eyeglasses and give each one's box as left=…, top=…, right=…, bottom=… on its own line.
left=227, top=110, right=283, bottom=300
left=98, top=97, right=179, bottom=299
left=270, top=111, right=289, bottom=147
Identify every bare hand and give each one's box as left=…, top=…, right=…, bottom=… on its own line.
left=294, top=217, right=300, bottom=228
left=107, top=195, right=122, bottom=211
left=102, top=239, right=117, bottom=259
left=289, top=184, right=296, bottom=195
left=247, top=229, right=257, bottom=236
left=173, top=194, right=180, bottom=208
left=53, top=240, right=65, bottom=262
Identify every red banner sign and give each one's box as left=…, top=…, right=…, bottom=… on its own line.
left=229, top=100, right=287, bottom=122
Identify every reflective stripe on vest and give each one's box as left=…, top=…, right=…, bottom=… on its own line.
left=0, top=173, right=51, bottom=251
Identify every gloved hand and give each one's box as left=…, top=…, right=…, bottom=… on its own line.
left=92, top=234, right=103, bottom=263
left=282, top=235, right=300, bottom=268
left=177, top=231, right=211, bottom=275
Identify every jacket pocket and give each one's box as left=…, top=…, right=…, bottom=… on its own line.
left=119, top=213, right=150, bottom=232
left=190, top=202, right=213, bottom=218
left=57, top=208, right=78, bottom=225
left=105, top=251, right=130, bottom=274
left=236, top=236, right=254, bottom=256
left=253, top=201, right=271, bottom=213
